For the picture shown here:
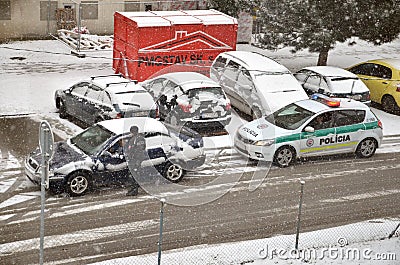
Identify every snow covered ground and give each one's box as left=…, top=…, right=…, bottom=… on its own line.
left=1, top=38, right=399, bottom=264
left=91, top=218, right=399, bottom=265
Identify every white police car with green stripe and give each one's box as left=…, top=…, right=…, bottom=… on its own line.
left=234, top=94, right=383, bottom=167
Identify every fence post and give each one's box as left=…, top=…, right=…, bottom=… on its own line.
left=295, top=180, right=305, bottom=250
left=158, top=198, right=166, bottom=265
left=39, top=121, right=54, bottom=265
left=77, top=2, right=82, bottom=53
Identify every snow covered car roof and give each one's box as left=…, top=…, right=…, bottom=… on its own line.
left=150, top=72, right=221, bottom=91
left=296, top=96, right=370, bottom=113
left=89, top=75, right=145, bottom=93
left=303, top=66, right=358, bottom=78
left=98, top=117, right=169, bottom=135
left=221, top=51, right=290, bottom=73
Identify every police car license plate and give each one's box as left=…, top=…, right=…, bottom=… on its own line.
left=201, top=112, right=218, bottom=119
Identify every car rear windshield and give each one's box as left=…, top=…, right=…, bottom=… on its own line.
left=70, top=125, right=114, bottom=156
left=114, top=91, right=147, bottom=104
left=265, top=103, right=315, bottom=130
left=187, top=87, right=225, bottom=99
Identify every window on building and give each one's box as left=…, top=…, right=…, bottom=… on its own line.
left=40, top=1, right=58, bottom=21
left=124, top=1, right=140, bottom=12
left=81, top=1, right=98, bottom=20
left=0, top=0, right=11, bottom=20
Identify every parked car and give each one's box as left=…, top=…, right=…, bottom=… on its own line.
left=234, top=94, right=383, bottom=167
left=294, top=66, right=371, bottom=105
left=347, top=59, right=400, bottom=113
left=210, top=51, right=308, bottom=119
left=141, top=72, right=232, bottom=130
left=55, top=74, right=158, bottom=125
left=25, top=117, right=205, bottom=196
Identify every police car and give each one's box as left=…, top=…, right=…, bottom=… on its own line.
left=234, top=94, right=383, bottom=167
left=25, top=117, right=205, bottom=196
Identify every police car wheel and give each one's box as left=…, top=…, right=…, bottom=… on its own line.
left=356, top=138, right=377, bottom=158
left=162, top=162, right=184, bottom=183
left=66, top=171, right=91, bottom=196
left=274, top=146, right=295, bottom=167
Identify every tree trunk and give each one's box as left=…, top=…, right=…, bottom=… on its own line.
left=317, top=49, right=329, bottom=66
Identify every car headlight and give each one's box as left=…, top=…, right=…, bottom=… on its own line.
left=254, top=139, right=275, bottom=146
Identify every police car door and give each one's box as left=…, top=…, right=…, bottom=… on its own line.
left=300, top=111, right=337, bottom=157
left=333, top=109, right=366, bottom=153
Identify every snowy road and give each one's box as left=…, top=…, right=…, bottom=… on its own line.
left=0, top=116, right=399, bottom=264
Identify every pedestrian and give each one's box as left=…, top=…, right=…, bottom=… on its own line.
left=125, top=125, right=147, bottom=196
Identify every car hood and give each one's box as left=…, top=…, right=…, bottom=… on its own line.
left=237, top=118, right=292, bottom=141
left=29, top=142, right=87, bottom=171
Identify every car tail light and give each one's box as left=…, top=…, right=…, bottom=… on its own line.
left=156, top=108, right=159, bottom=119
left=378, top=120, right=383, bottom=129
left=225, top=102, right=231, bottom=111
left=115, top=113, right=122, bottom=119
left=396, top=84, right=400, bottom=92
left=179, top=103, right=192, bottom=113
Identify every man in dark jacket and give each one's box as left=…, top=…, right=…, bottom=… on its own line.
left=125, top=125, right=146, bottom=196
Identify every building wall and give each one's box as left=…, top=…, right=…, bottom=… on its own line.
left=0, top=0, right=208, bottom=42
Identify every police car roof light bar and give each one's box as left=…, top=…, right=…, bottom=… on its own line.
left=311, top=93, right=340, bottom=107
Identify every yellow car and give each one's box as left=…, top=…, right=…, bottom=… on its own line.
left=347, top=59, right=400, bottom=113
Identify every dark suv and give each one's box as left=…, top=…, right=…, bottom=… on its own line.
left=55, top=74, right=158, bottom=125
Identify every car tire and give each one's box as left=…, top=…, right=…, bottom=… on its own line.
left=162, top=161, right=184, bottom=183
left=59, top=100, right=68, bottom=119
left=382, top=95, right=399, bottom=114
left=355, top=138, right=377, bottom=158
left=55, top=97, right=60, bottom=109
left=273, top=146, right=296, bottom=167
left=66, top=171, right=92, bottom=196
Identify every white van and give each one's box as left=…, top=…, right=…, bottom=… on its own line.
left=210, top=51, right=308, bottom=119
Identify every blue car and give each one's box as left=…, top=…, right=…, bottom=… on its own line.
left=25, top=117, right=205, bottom=196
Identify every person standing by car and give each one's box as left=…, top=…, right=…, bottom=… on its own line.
left=125, top=125, right=147, bottom=196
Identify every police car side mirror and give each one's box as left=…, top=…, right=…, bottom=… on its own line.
left=304, top=126, right=315, bottom=133
left=318, top=88, right=325, bottom=93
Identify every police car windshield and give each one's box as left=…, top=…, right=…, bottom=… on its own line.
left=265, top=103, right=315, bottom=130
left=70, top=125, right=114, bottom=156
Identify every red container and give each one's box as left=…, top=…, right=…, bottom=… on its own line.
left=113, top=10, right=238, bottom=82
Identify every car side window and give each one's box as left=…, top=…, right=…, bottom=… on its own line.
left=334, top=110, right=365, bottom=127
left=100, top=91, right=112, bottom=105
left=237, top=68, right=255, bottom=89
left=224, top=60, right=240, bottom=81
left=294, top=70, right=309, bottom=83
left=320, top=77, right=329, bottom=91
left=348, top=63, right=375, bottom=76
left=148, top=78, right=165, bottom=98
left=71, top=83, right=89, bottom=96
left=163, top=81, right=180, bottom=98
left=85, top=85, right=102, bottom=101
left=372, top=64, right=392, bottom=79
left=308, top=112, right=334, bottom=130
left=306, top=74, right=321, bottom=89
left=212, top=56, right=227, bottom=70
